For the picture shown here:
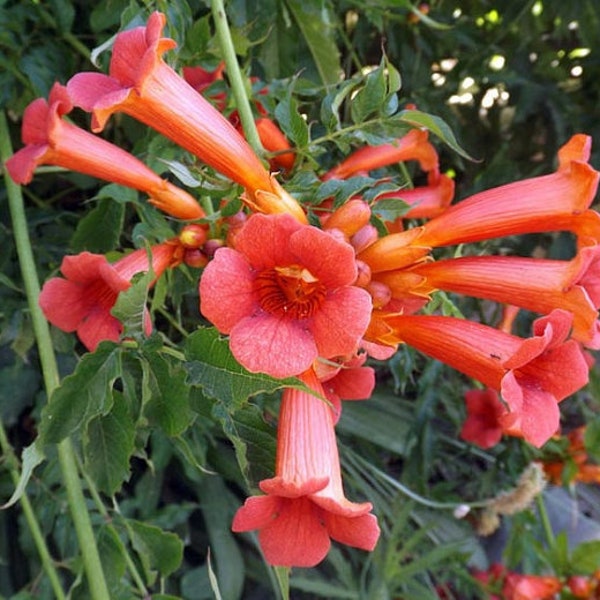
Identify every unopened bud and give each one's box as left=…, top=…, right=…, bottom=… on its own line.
left=183, top=249, right=209, bottom=268
left=354, top=260, right=372, bottom=288
left=203, top=238, right=225, bottom=257
left=351, top=224, right=379, bottom=254
left=323, top=199, right=372, bottom=237
left=367, top=281, right=392, bottom=308
left=179, top=224, right=208, bottom=249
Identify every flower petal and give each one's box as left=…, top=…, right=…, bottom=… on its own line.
left=230, top=314, right=317, bottom=378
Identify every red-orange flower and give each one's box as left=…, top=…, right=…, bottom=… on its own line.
left=199, top=213, right=372, bottom=378
left=231, top=369, right=380, bottom=567
left=411, top=242, right=600, bottom=348
left=502, top=573, right=562, bottom=600
left=66, top=12, right=306, bottom=223
left=6, top=82, right=203, bottom=220
left=460, top=389, right=508, bottom=449
left=322, top=128, right=439, bottom=180
left=40, top=242, right=180, bottom=351
left=383, top=309, right=589, bottom=447
left=417, top=134, right=600, bottom=247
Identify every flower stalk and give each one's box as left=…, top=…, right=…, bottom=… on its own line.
left=1, top=110, right=111, bottom=600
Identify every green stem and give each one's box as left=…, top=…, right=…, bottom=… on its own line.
left=0, top=422, right=66, bottom=600
left=211, top=0, right=265, bottom=156
left=536, top=494, right=555, bottom=548
left=0, top=111, right=111, bottom=600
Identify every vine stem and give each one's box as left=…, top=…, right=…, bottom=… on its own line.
left=0, top=111, right=111, bottom=600
left=210, top=0, right=265, bottom=156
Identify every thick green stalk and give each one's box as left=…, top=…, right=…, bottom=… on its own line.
left=0, top=111, right=111, bottom=600
left=0, top=422, right=66, bottom=600
left=211, top=0, right=265, bottom=156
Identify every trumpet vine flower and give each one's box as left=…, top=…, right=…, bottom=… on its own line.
left=40, top=242, right=180, bottom=351
left=417, top=134, right=600, bottom=247
left=6, top=82, right=203, bottom=220
left=67, top=11, right=306, bottom=223
left=199, top=213, right=372, bottom=378
left=411, top=243, right=600, bottom=348
left=460, top=389, right=508, bottom=449
left=383, top=309, right=589, bottom=447
left=231, top=369, right=380, bottom=567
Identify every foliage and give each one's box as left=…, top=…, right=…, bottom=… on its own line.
left=1, top=1, right=599, bottom=599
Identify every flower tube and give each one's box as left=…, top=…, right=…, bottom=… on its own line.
left=417, top=135, right=600, bottom=247
left=39, top=242, right=180, bottom=351
left=67, top=12, right=306, bottom=223
left=232, top=369, right=380, bottom=567
left=383, top=309, right=590, bottom=446
left=6, top=83, right=203, bottom=220
left=411, top=243, right=600, bottom=348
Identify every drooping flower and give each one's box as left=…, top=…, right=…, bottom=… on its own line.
left=67, top=12, right=306, bottom=223
left=411, top=242, right=600, bottom=348
left=382, top=309, right=590, bottom=447
left=6, top=82, right=203, bottom=220
left=199, top=213, right=372, bottom=378
left=231, top=369, right=380, bottom=567
left=40, top=242, right=180, bottom=351
left=460, top=389, right=507, bottom=449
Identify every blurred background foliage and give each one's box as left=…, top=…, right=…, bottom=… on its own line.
left=1, top=0, right=600, bottom=598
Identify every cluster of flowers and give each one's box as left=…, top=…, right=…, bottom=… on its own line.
left=473, top=563, right=600, bottom=599
left=7, top=11, right=600, bottom=568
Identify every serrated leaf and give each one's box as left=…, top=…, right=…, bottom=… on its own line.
left=111, top=268, right=153, bottom=341
left=212, top=402, right=276, bottom=489
left=351, top=64, right=387, bottom=124
left=285, top=0, right=341, bottom=86
left=184, top=328, right=306, bottom=410
left=83, top=393, right=135, bottom=495
left=397, top=109, right=475, bottom=160
left=320, top=79, right=359, bottom=132
left=127, top=520, right=183, bottom=579
left=96, top=525, right=128, bottom=594
left=371, top=197, right=411, bottom=221
left=141, top=353, right=192, bottom=436
left=71, top=197, right=125, bottom=253
left=38, top=343, right=121, bottom=444
left=275, top=95, right=309, bottom=148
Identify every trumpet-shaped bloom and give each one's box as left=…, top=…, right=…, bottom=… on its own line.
left=199, top=213, right=372, bottom=378
left=6, top=83, right=203, bottom=220
left=67, top=12, right=306, bottom=223
left=412, top=243, right=600, bottom=348
left=502, top=573, right=562, bottom=600
left=323, top=129, right=439, bottom=180
left=40, top=242, right=179, bottom=351
left=384, top=309, right=589, bottom=447
left=231, top=369, right=380, bottom=567
left=417, top=135, right=600, bottom=247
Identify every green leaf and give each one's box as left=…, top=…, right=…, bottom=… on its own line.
left=184, top=327, right=306, bottom=410
left=96, top=525, right=128, bottom=595
left=141, top=353, right=192, bottom=437
left=320, top=79, right=359, bottom=133
left=71, top=197, right=125, bottom=253
left=39, top=343, right=122, bottom=444
left=584, top=417, right=600, bottom=462
left=351, top=64, right=387, bottom=124
left=83, top=393, right=135, bottom=495
left=371, top=197, right=411, bottom=222
left=111, top=268, right=153, bottom=341
left=1, top=441, right=45, bottom=509
left=570, top=540, right=600, bottom=575
left=275, top=94, right=309, bottom=148
left=397, top=109, right=475, bottom=160
left=127, top=519, right=184, bottom=580
left=284, top=0, right=341, bottom=86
